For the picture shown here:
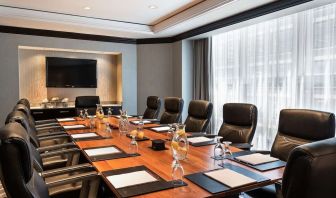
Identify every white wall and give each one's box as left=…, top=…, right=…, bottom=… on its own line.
left=0, top=32, right=137, bottom=123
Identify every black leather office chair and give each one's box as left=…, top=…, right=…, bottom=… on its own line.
left=17, top=98, right=30, bottom=109
left=143, top=96, right=161, bottom=119
left=184, top=100, right=213, bottom=132
left=281, top=138, right=336, bottom=198
left=160, top=97, right=184, bottom=124
left=75, top=96, right=100, bottom=116
left=0, top=122, right=99, bottom=198
left=218, top=103, right=258, bottom=149
left=247, top=109, right=335, bottom=198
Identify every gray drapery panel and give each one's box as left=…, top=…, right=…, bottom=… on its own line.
left=193, top=38, right=212, bottom=100
left=192, top=37, right=214, bottom=133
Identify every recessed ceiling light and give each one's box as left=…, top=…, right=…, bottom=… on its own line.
left=148, top=5, right=158, bottom=9
left=84, top=6, right=91, bottom=10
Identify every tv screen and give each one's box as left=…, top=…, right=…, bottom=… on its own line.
left=46, top=57, right=97, bottom=88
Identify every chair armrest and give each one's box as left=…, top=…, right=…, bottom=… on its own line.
left=40, top=148, right=80, bottom=158
left=35, top=119, right=57, bottom=124
left=36, top=125, right=62, bottom=131
left=41, top=163, right=93, bottom=178
left=37, top=131, right=67, bottom=138
left=231, top=143, right=253, bottom=150
left=38, top=134, right=69, bottom=142
left=37, top=142, right=76, bottom=153
left=35, top=123, right=60, bottom=128
left=45, top=171, right=98, bottom=188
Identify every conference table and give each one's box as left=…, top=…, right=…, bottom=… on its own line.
left=59, top=116, right=284, bottom=198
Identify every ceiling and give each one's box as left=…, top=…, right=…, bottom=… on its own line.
left=0, top=0, right=277, bottom=39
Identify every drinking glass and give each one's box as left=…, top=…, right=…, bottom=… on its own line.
left=129, top=129, right=138, bottom=155
left=107, top=108, right=113, bottom=117
left=167, top=123, right=175, bottom=141
left=222, top=141, right=232, bottom=158
left=89, top=116, right=95, bottom=130
left=137, top=116, right=144, bottom=139
left=84, top=109, right=89, bottom=119
left=79, top=110, right=84, bottom=119
left=213, top=136, right=225, bottom=160
left=104, top=121, right=112, bottom=138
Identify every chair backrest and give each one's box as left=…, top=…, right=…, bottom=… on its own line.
left=75, top=96, right=100, bottom=115
left=13, top=103, right=36, bottom=128
left=17, top=98, right=31, bottom=109
left=160, top=97, right=184, bottom=124
left=218, top=103, right=258, bottom=144
left=5, top=110, right=40, bottom=148
left=0, top=123, right=49, bottom=198
left=143, top=96, right=161, bottom=119
left=271, top=109, right=335, bottom=161
left=282, top=138, right=336, bottom=198
left=184, top=100, right=213, bottom=132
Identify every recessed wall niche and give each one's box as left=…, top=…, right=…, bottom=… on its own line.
left=18, top=46, right=123, bottom=106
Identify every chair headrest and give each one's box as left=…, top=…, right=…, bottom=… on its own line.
left=278, top=109, right=335, bottom=140
left=164, top=97, right=184, bottom=113
left=188, top=100, right=213, bottom=119
left=223, top=103, right=257, bottom=126
left=13, top=104, right=30, bottom=116
left=147, top=96, right=161, bottom=109
left=0, top=123, right=33, bottom=183
left=75, top=96, right=100, bottom=108
left=17, top=98, right=30, bottom=109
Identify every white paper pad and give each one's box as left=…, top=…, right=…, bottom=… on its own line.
left=63, top=124, right=86, bottom=129
left=131, top=120, right=151, bottom=124
left=151, top=126, right=170, bottom=132
left=57, top=118, right=76, bottom=122
left=115, top=115, right=133, bottom=118
left=235, top=153, right=279, bottom=165
left=205, top=169, right=256, bottom=188
left=107, top=170, right=157, bottom=189
left=84, top=146, right=121, bottom=156
left=71, top=133, right=98, bottom=139
left=188, top=136, right=213, bottom=144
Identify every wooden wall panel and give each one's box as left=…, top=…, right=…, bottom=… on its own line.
left=18, top=49, right=120, bottom=105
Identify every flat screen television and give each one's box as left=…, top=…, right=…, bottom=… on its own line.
left=46, top=57, right=97, bottom=88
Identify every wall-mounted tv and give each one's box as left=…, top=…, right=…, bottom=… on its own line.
left=46, top=57, right=97, bottom=88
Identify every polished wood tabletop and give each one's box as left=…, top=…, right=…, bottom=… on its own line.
left=60, top=117, right=284, bottom=198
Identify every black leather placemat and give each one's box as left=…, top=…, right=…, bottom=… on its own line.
left=220, top=151, right=286, bottom=171
left=125, top=134, right=150, bottom=141
left=102, top=165, right=187, bottom=198
left=83, top=145, right=140, bottom=162
left=189, top=140, right=216, bottom=147
left=185, top=164, right=270, bottom=194
left=70, top=132, right=105, bottom=141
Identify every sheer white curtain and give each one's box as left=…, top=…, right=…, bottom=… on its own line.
left=212, top=3, right=336, bottom=149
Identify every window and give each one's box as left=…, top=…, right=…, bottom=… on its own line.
left=211, top=3, right=336, bottom=149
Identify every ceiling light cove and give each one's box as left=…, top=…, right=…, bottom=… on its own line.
left=83, top=6, right=91, bottom=10
left=148, top=5, right=158, bottom=9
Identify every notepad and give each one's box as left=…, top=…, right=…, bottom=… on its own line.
left=204, top=169, right=256, bottom=188
left=107, top=170, right=157, bottom=189
left=131, top=120, right=151, bottom=124
left=115, top=115, right=133, bottom=118
left=71, top=133, right=98, bottom=139
left=63, top=124, right=86, bottom=129
left=235, top=153, right=279, bottom=165
left=188, top=136, right=213, bottom=144
left=151, top=126, right=170, bottom=132
left=57, top=118, right=76, bottom=122
left=84, top=146, right=121, bottom=156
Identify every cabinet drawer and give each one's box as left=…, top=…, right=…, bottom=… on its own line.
left=56, top=109, right=76, bottom=118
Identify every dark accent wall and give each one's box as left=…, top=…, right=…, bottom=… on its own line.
left=0, top=0, right=311, bottom=44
